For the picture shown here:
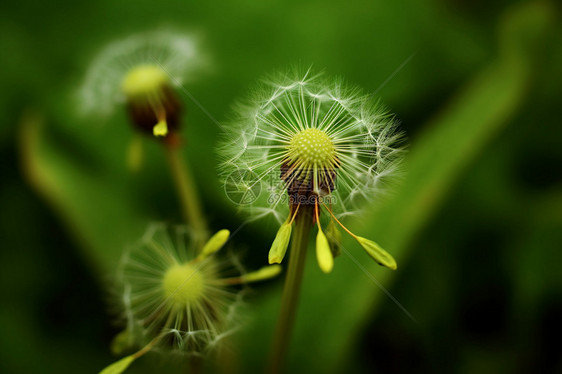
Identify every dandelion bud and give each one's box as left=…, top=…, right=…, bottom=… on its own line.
left=315, top=230, right=334, bottom=273
left=268, top=222, right=292, bottom=264
left=197, top=229, right=230, bottom=260
left=325, top=220, right=342, bottom=258
left=355, top=236, right=397, bottom=270
left=240, top=264, right=282, bottom=282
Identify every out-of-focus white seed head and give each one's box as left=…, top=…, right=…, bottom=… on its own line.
left=116, top=224, right=282, bottom=357
left=118, top=224, right=239, bottom=356
left=77, top=30, right=208, bottom=118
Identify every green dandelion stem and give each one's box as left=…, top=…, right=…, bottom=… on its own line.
left=165, top=144, right=208, bottom=243
left=268, top=207, right=313, bottom=373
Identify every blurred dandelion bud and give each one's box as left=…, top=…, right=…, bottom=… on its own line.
left=100, top=224, right=280, bottom=374
left=219, top=68, right=405, bottom=272
left=78, top=30, right=208, bottom=139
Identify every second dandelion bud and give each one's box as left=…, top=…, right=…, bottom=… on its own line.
left=220, top=69, right=405, bottom=273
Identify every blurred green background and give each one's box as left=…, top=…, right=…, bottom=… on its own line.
left=1, top=0, right=561, bottom=373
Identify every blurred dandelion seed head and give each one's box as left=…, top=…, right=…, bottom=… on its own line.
left=118, top=224, right=242, bottom=356
left=77, top=30, right=208, bottom=118
left=219, top=68, right=405, bottom=224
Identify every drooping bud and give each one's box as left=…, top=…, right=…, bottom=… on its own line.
left=325, top=219, right=342, bottom=258
left=356, top=236, right=397, bottom=270
left=269, top=222, right=293, bottom=264
left=316, top=229, right=334, bottom=273
left=241, top=265, right=283, bottom=282
left=198, top=229, right=230, bottom=260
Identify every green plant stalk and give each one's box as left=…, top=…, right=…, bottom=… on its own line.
left=268, top=208, right=313, bottom=373
left=165, top=144, right=208, bottom=243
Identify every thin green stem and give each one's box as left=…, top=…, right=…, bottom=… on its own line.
left=268, top=207, right=313, bottom=373
left=165, top=144, right=208, bottom=243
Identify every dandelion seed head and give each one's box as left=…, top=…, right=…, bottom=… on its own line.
left=118, top=224, right=239, bottom=356
left=219, top=68, right=405, bottom=223
left=113, top=224, right=281, bottom=358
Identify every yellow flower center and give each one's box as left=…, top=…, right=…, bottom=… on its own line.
left=288, top=128, right=336, bottom=168
left=162, top=263, right=205, bottom=306
left=121, top=64, right=169, bottom=99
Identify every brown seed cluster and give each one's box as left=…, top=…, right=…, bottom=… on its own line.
left=280, top=158, right=339, bottom=213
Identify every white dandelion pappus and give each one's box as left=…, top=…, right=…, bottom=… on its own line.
left=219, top=68, right=405, bottom=273
left=219, top=68, right=405, bottom=224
